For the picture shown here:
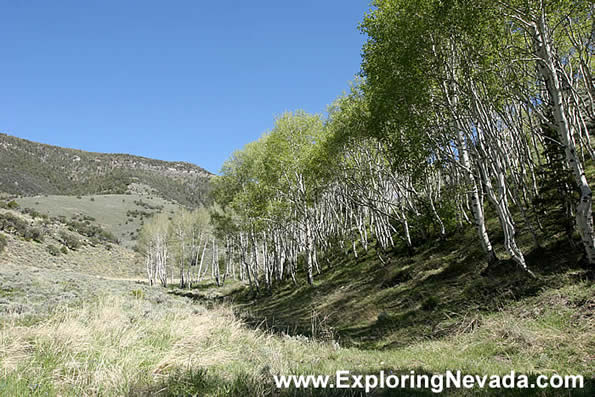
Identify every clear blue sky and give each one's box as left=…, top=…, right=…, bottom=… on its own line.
left=1, top=0, right=369, bottom=173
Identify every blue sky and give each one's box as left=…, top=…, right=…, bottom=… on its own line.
left=1, top=1, right=369, bottom=173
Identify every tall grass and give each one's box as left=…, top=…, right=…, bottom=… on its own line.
left=1, top=282, right=593, bottom=396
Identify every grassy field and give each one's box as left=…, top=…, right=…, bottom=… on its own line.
left=168, top=226, right=595, bottom=395
left=0, top=200, right=593, bottom=395
left=16, top=194, right=180, bottom=248
left=2, top=266, right=593, bottom=396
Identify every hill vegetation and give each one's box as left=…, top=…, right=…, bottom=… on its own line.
left=0, top=133, right=212, bottom=207
left=15, top=194, right=180, bottom=249
left=0, top=207, right=142, bottom=279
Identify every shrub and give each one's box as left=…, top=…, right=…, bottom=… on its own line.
left=64, top=220, right=118, bottom=244
left=60, top=246, right=69, bottom=254
left=0, top=213, right=29, bottom=236
left=22, top=207, right=42, bottom=219
left=133, top=199, right=163, bottom=211
left=127, top=209, right=152, bottom=218
left=24, top=227, right=44, bottom=243
left=60, top=231, right=80, bottom=250
left=376, top=311, right=392, bottom=325
left=6, top=200, right=19, bottom=209
left=47, top=244, right=60, bottom=256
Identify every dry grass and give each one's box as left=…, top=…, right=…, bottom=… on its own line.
left=0, top=207, right=593, bottom=395
left=0, top=293, right=341, bottom=396
left=1, top=281, right=593, bottom=396
left=1, top=295, right=223, bottom=394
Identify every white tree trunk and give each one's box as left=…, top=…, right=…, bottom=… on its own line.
left=534, top=16, right=595, bottom=264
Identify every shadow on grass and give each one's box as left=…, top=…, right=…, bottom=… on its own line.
left=224, top=236, right=591, bottom=350
left=187, top=281, right=219, bottom=291
left=128, top=367, right=595, bottom=397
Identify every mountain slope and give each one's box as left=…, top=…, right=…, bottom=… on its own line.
left=0, top=133, right=212, bottom=206
left=15, top=194, right=179, bottom=249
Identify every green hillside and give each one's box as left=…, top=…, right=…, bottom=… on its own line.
left=0, top=207, right=142, bottom=279
left=0, top=133, right=212, bottom=207
left=231, top=234, right=592, bottom=352
left=172, top=220, right=594, bottom=380
left=15, top=194, right=180, bottom=249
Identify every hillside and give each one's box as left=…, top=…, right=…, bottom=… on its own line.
left=0, top=133, right=212, bottom=207
left=0, top=146, right=592, bottom=395
left=0, top=207, right=143, bottom=319
left=0, top=207, right=142, bottom=278
left=234, top=232, right=594, bottom=358
left=15, top=194, right=180, bottom=249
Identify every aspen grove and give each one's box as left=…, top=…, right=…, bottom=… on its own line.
left=141, top=0, right=593, bottom=290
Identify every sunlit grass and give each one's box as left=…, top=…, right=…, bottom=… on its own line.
left=0, top=279, right=592, bottom=396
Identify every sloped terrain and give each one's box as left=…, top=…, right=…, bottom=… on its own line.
left=187, top=226, right=595, bottom=385
left=0, top=207, right=142, bottom=276
left=15, top=194, right=180, bottom=248
left=0, top=205, right=593, bottom=396
left=0, top=133, right=212, bottom=206
left=232, top=233, right=593, bottom=351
